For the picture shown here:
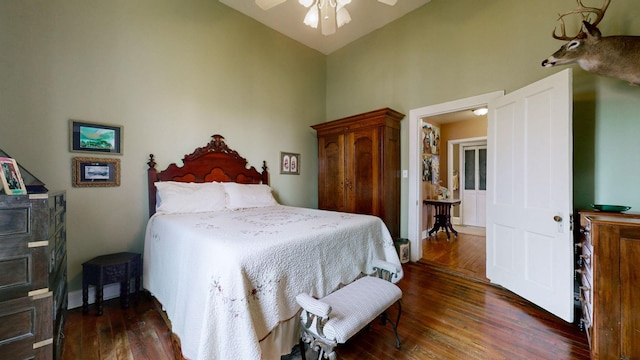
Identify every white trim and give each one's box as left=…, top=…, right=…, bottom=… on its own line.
left=67, top=282, right=123, bottom=309
left=408, top=91, right=503, bottom=262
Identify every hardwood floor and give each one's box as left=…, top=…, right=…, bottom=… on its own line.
left=61, top=292, right=179, bottom=360
left=61, top=259, right=590, bottom=359
left=338, top=262, right=589, bottom=360
left=420, top=230, right=487, bottom=282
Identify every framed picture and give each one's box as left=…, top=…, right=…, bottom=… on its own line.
left=72, top=157, right=120, bottom=187
left=0, top=157, right=27, bottom=195
left=280, top=152, right=300, bottom=175
left=70, top=119, right=123, bottom=154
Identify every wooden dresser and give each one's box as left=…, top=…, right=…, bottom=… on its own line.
left=0, top=191, right=67, bottom=360
left=577, top=211, right=640, bottom=360
left=312, top=108, right=404, bottom=238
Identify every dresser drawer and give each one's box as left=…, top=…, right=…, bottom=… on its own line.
left=48, top=226, right=66, bottom=276
left=47, top=193, right=65, bottom=237
left=579, top=274, right=592, bottom=309
left=0, top=242, right=49, bottom=302
left=579, top=238, right=592, bottom=268
left=0, top=292, right=53, bottom=360
left=0, top=196, right=30, bottom=239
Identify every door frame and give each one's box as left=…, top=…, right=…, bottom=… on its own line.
left=448, top=137, right=487, bottom=226
left=408, top=91, right=503, bottom=262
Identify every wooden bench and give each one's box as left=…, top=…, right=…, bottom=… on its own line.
left=296, top=260, right=402, bottom=360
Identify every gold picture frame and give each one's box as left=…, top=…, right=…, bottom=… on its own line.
left=72, top=157, right=120, bottom=187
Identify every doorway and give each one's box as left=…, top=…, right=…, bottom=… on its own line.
left=408, top=91, right=504, bottom=264
left=419, top=113, right=489, bottom=280
left=409, top=70, right=575, bottom=322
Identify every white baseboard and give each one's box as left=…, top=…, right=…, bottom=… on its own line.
left=67, top=283, right=123, bottom=310
left=453, top=216, right=461, bottom=225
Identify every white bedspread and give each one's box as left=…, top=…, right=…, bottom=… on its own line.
left=143, top=205, right=402, bottom=360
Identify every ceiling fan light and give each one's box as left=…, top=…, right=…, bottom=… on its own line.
left=337, top=0, right=351, bottom=6
left=303, top=6, right=319, bottom=28
left=299, top=0, right=314, bottom=8
left=336, top=7, right=351, bottom=28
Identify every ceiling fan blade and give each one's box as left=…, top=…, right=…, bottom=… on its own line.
left=256, top=0, right=287, bottom=10
left=377, top=0, right=398, bottom=5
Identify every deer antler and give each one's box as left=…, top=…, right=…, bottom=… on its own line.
left=552, top=0, right=611, bottom=40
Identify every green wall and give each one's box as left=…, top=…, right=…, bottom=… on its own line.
left=0, top=0, right=326, bottom=293
left=1, top=0, right=639, bottom=296
left=326, top=0, right=640, bottom=238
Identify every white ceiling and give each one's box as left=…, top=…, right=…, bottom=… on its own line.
left=426, top=109, right=482, bottom=125
left=218, top=0, right=432, bottom=54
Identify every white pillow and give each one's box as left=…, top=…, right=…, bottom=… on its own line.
left=155, top=181, right=226, bottom=214
left=223, top=183, right=278, bottom=209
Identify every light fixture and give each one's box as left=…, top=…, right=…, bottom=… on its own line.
left=256, top=0, right=398, bottom=36
left=472, top=107, right=488, bottom=116
left=300, top=0, right=351, bottom=35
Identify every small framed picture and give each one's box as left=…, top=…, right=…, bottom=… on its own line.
left=0, top=157, right=27, bottom=195
left=72, top=157, right=121, bottom=187
left=280, top=152, right=300, bottom=175
left=70, top=119, right=123, bottom=154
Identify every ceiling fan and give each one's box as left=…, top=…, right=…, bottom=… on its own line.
left=256, top=0, right=398, bottom=11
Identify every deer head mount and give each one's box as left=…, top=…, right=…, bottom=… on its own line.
left=542, top=0, right=640, bottom=85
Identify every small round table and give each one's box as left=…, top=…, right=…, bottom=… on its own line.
left=423, top=199, right=461, bottom=239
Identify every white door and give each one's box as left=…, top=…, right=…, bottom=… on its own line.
left=486, top=69, right=574, bottom=322
left=461, top=143, right=487, bottom=227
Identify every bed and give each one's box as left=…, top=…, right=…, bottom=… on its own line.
left=143, top=135, right=403, bottom=360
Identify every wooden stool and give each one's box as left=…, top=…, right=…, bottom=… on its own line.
left=82, top=252, right=141, bottom=315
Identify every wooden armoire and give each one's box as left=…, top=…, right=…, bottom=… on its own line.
left=312, top=108, right=404, bottom=238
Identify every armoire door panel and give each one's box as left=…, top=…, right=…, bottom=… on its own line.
left=350, top=130, right=377, bottom=215
left=318, top=134, right=345, bottom=211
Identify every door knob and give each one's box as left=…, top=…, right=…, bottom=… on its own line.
left=553, top=215, right=562, bottom=222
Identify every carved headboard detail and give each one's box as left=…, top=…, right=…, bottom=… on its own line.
left=147, top=134, right=269, bottom=216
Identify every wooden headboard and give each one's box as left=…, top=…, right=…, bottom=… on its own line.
left=147, top=134, right=269, bottom=217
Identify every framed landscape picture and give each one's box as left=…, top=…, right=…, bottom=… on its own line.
left=0, top=157, right=27, bottom=195
left=72, top=157, right=120, bottom=187
left=70, top=119, right=123, bottom=154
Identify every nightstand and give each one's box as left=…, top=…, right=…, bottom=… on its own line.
left=82, top=252, right=141, bottom=315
